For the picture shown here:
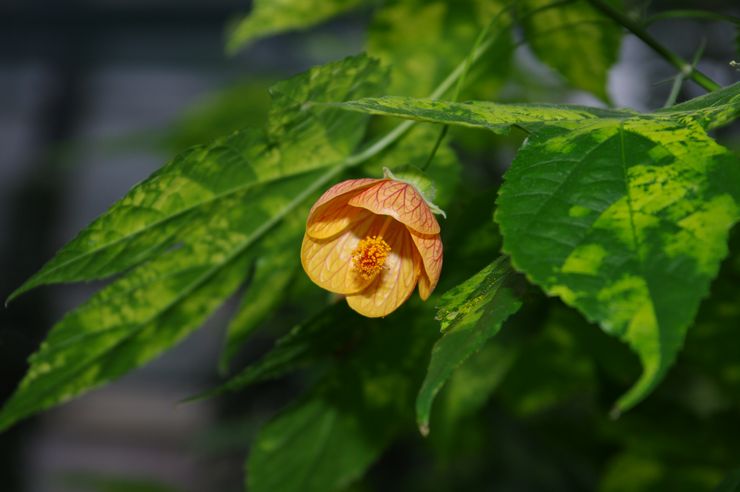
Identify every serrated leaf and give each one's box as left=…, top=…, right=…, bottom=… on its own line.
left=656, top=83, right=740, bottom=129
left=0, top=171, right=315, bottom=432
left=368, top=0, right=512, bottom=97
left=519, top=0, right=622, bottom=101
left=334, top=84, right=740, bottom=410
left=247, top=305, right=437, bottom=492
left=335, top=81, right=740, bottom=132
left=227, top=0, right=366, bottom=53
left=11, top=55, right=386, bottom=302
left=0, top=55, right=387, bottom=432
left=496, top=118, right=740, bottom=412
left=336, top=96, right=636, bottom=133
left=416, top=257, right=524, bottom=435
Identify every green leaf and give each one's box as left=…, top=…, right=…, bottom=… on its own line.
left=0, top=55, right=388, bottom=432
left=368, top=0, right=512, bottom=97
left=656, top=83, right=740, bottom=130
left=519, top=0, right=622, bottom=101
left=227, top=0, right=366, bottom=53
left=496, top=118, right=740, bottom=412
left=0, top=171, right=312, bottom=433
left=335, top=81, right=740, bottom=132
left=416, top=257, right=524, bottom=435
left=336, top=96, right=636, bottom=133
left=11, top=55, right=386, bottom=302
left=333, top=84, right=740, bottom=410
left=247, top=305, right=437, bottom=492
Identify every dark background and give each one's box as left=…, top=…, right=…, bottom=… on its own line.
left=0, top=1, right=738, bottom=491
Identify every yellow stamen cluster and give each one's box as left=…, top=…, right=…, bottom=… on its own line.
left=352, top=235, right=391, bottom=280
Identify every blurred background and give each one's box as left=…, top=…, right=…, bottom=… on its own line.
left=0, top=1, right=739, bottom=491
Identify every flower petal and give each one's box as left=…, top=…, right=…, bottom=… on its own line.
left=306, top=198, right=368, bottom=240
left=348, top=180, right=441, bottom=235
left=409, top=229, right=443, bottom=299
left=346, top=223, right=420, bottom=318
left=417, top=272, right=434, bottom=301
left=301, top=212, right=388, bottom=295
left=307, top=178, right=380, bottom=218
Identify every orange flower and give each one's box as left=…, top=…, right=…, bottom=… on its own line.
left=301, top=175, right=443, bottom=318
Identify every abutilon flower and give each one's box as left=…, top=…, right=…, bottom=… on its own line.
left=301, top=175, right=443, bottom=318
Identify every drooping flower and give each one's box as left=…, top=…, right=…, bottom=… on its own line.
left=301, top=174, right=443, bottom=318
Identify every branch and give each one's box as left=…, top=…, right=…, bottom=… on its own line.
left=586, top=0, right=720, bottom=92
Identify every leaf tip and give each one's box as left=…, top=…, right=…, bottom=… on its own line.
left=5, top=285, right=28, bottom=306
left=418, top=422, right=430, bottom=437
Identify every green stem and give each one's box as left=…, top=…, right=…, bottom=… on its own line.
left=422, top=4, right=505, bottom=171
left=346, top=0, right=589, bottom=171
left=343, top=37, right=496, bottom=170
left=585, top=0, right=720, bottom=92
left=421, top=126, right=448, bottom=171
left=646, top=9, right=740, bottom=26
left=663, top=39, right=706, bottom=108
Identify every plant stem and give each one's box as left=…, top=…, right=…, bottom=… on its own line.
left=663, top=39, right=706, bottom=108
left=344, top=37, right=496, bottom=170
left=420, top=126, right=448, bottom=171
left=422, top=4, right=506, bottom=171
left=585, top=0, right=720, bottom=92
left=348, top=0, right=588, bottom=171
left=646, top=9, right=740, bottom=26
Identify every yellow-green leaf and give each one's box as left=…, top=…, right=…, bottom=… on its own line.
left=417, top=257, right=524, bottom=435
left=227, top=0, right=366, bottom=53
left=496, top=119, right=740, bottom=412
left=0, top=55, right=387, bottom=432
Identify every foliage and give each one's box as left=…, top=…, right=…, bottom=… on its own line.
left=227, top=0, right=368, bottom=53
left=336, top=86, right=740, bottom=413
left=416, top=256, right=524, bottom=435
left=3, top=0, right=740, bottom=491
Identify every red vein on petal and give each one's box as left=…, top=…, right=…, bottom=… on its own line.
left=349, top=181, right=440, bottom=235
left=408, top=229, right=442, bottom=297
left=308, top=178, right=381, bottom=218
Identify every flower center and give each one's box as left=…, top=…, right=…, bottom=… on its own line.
left=352, top=235, right=391, bottom=280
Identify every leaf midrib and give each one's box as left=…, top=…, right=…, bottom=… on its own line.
left=616, top=124, right=663, bottom=387
left=12, top=162, right=340, bottom=299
